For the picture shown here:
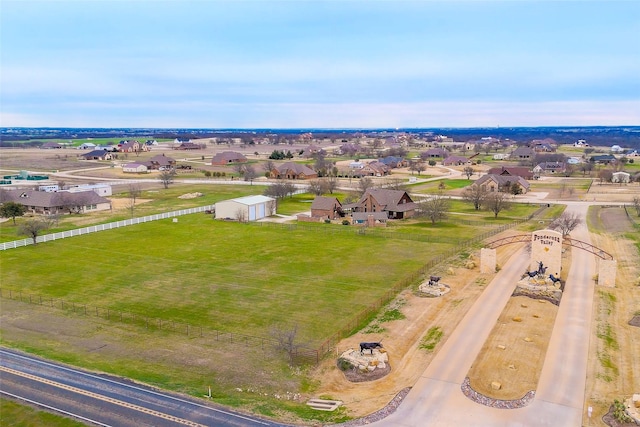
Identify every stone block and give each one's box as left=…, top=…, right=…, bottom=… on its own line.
left=521, top=303, right=528, bottom=308
left=497, top=345, right=506, bottom=350
left=491, top=381, right=501, bottom=390
left=512, top=317, right=522, bottom=322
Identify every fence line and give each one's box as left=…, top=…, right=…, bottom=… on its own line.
left=1, top=205, right=547, bottom=365
left=0, top=205, right=215, bottom=251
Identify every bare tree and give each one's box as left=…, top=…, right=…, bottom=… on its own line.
left=418, top=193, right=449, bottom=224
left=264, top=181, right=296, bottom=199
left=18, top=218, right=50, bottom=244
left=263, top=160, right=276, bottom=177
left=307, top=179, right=327, bottom=196
left=549, top=211, right=582, bottom=236
left=59, top=192, right=89, bottom=214
left=243, top=165, right=257, bottom=184
left=325, top=176, right=339, bottom=194
left=385, top=177, right=406, bottom=191
left=485, top=192, right=510, bottom=218
left=127, top=183, right=142, bottom=217
left=633, top=196, right=640, bottom=216
left=270, top=323, right=306, bottom=364
left=159, top=169, right=176, bottom=189
left=461, top=184, right=488, bottom=210
left=234, top=207, right=247, bottom=222
left=463, top=166, right=475, bottom=179
left=357, top=176, right=374, bottom=196
left=409, top=160, right=426, bottom=176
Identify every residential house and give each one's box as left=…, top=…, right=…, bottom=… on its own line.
left=442, top=156, right=470, bottom=166
left=41, top=142, right=63, bottom=149
left=510, top=146, right=535, bottom=161
left=211, top=151, right=248, bottom=165
left=146, top=154, right=176, bottom=170
left=612, top=171, right=631, bottom=184
left=532, top=139, right=557, bottom=152
left=474, top=174, right=530, bottom=194
left=533, top=162, right=566, bottom=176
left=174, top=142, right=203, bottom=150
left=486, top=166, right=534, bottom=180
left=122, top=163, right=149, bottom=173
left=361, top=161, right=390, bottom=177
left=421, top=148, right=448, bottom=159
left=3, top=189, right=111, bottom=215
left=215, top=195, right=276, bottom=221
left=379, top=156, right=408, bottom=168
left=610, top=145, right=623, bottom=153
left=79, top=150, right=113, bottom=161
left=590, top=154, right=616, bottom=164
left=310, top=196, right=343, bottom=220
left=272, top=162, right=317, bottom=180
left=118, top=140, right=149, bottom=153
left=77, top=143, right=96, bottom=150
left=351, top=189, right=416, bottom=219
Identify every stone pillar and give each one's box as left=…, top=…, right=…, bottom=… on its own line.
left=480, top=248, right=496, bottom=274
left=530, top=229, right=563, bottom=277
left=598, top=259, right=617, bottom=287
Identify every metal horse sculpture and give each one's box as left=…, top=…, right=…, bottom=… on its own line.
left=524, top=261, right=547, bottom=279
left=428, top=276, right=441, bottom=286
left=359, top=342, right=383, bottom=354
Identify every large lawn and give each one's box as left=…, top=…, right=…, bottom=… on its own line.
left=0, top=215, right=457, bottom=344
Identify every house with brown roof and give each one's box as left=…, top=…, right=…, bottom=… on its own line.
left=41, top=142, right=63, bottom=149
left=272, top=162, right=317, bottom=180
left=3, top=189, right=111, bottom=215
left=351, top=189, right=416, bottom=219
left=310, top=196, right=343, bottom=220
left=510, top=146, right=535, bottom=161
left=486, top=166, right=534, bottom=180
left=79, top=150, right=113, bottom=161
left=211, top=151, right=248, bottom=165
left=361, top=161, right=390, bottom=177
left=474, top=174, right=530, bottom=194
left=442, top=155, right=470, bottom=166
left=145, top=154, right=176, bottom=170
left=421, top=148, right=448, bottom=159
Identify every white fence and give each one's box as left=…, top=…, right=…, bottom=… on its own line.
left=0, top=205, right=215, bottom=251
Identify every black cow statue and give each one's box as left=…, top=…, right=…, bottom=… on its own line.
left=359, top=342, right=383, bottom=354
left=549, top=274, right=561, bottom=284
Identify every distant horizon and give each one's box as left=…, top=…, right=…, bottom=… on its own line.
left=2, top=1, right=638, bottom=128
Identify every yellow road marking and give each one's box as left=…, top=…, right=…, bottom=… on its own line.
left=0, top=366, right=208, bottom=427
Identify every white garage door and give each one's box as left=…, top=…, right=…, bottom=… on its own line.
left=249, top=205, right=256, bottom=221
left=258, top=203, right=265, bottom=219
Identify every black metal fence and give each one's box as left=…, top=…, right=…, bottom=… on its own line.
left=1, top=206, right=546, bottom=365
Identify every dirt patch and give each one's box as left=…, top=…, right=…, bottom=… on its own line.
left=599, top=207, right=635, bottom=234
left=466, top=295, right=558, bottom=400
left=109, top=198, right=153, bottom=210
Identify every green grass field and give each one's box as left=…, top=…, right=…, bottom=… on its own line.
left=0, top=399, right=88, bottom=427
left=0, top=215, right=458, bottom=344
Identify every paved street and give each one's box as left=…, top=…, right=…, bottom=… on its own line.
left=0, top=348, right=286, bottom=427
left=369, top=205, right=596, bottom=426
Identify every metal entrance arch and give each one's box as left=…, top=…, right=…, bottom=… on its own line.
left=486, top=234, right=614, bottom=260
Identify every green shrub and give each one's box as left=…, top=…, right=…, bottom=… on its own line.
left=337, top=357, right=353, bottom=371
left=324, top=219, right=331, bottom=224
left=612, top=399, right=633, bottom=423
left=342, top=220, right=350, bottom=225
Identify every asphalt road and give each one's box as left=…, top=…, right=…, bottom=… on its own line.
left=0, top=348, right=288, bottom=427
left=368, top=204, right=596, bottom=426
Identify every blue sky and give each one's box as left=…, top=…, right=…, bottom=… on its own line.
left=1, top=0, right=639, bottom=128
